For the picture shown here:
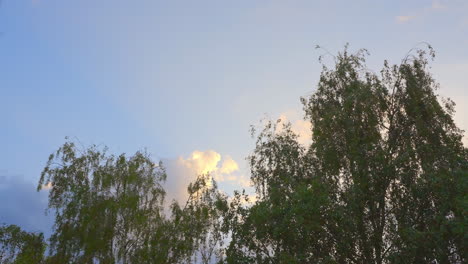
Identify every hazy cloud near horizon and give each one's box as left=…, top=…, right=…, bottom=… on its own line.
left=0, top=173, right=53, bottom=237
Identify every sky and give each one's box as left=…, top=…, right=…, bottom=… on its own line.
left=1, top=0, right=467, bottom=235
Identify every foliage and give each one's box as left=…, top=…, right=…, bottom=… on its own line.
left=0, top=224, right=46, bottom=264
left=37, top=141, right=225, bottom=263
left=133, top=174, right=226, bottom=263
left=222, top=45, right=467, bottom=263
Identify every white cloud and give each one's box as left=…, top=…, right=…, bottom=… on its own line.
left=178, top=150, right=221, bottom=175
left=237, top=175, right=252, bottom=188
left=237, top=194, right=258, bottom=206
left=219, top=156, right=239, bottom=174
left=163, top=150, right=249, bottom=204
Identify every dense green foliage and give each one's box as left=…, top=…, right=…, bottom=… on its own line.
left=0, top=224, right=46, bottom=264
left=37, top=142, right=225, bottom=263
left=221, top=46, right=467, bottom=263
left=2, top=46, right=466, bottom=263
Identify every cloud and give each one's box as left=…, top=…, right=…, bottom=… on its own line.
left=0, top=174, right=53, bottom=238
left=243, top=194, right=258, bottom=205
left=395, top=0, right=448, bottom=24
left=163, top=150, right=248, bottom=204
left=396, top=15, right=415, bottom=23
left=41, top=182, right=53, bottom=190
left=276, top=113, right=312, bottom=146
left=431, top=0, right=446, bottom=10
left=177, top=150, right=221, bottom=175
left=219, top=156, right=239, bottom=174
left=232, top=193, right=258, bottom=207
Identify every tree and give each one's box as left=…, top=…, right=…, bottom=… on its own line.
left=221, top=122, right=334, bottom=263
left=133, top=173, right=226, bottom=263
left=38, top=141, right=225, bottom=263
left=222, top=45, right=467, bottom=263
left=0, top=224, right=46, bottom=264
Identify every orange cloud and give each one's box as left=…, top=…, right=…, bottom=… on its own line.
left=41, top=182, right=53, bottom=190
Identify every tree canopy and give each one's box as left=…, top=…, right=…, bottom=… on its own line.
left=36, top=141, right=225, bottom=263
left=0, top=224, right=46, bottom=264
left=221, top=46, right=467, bottom=263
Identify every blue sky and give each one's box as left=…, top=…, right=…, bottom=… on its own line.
left=1, top=0, right=467, bottom=234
